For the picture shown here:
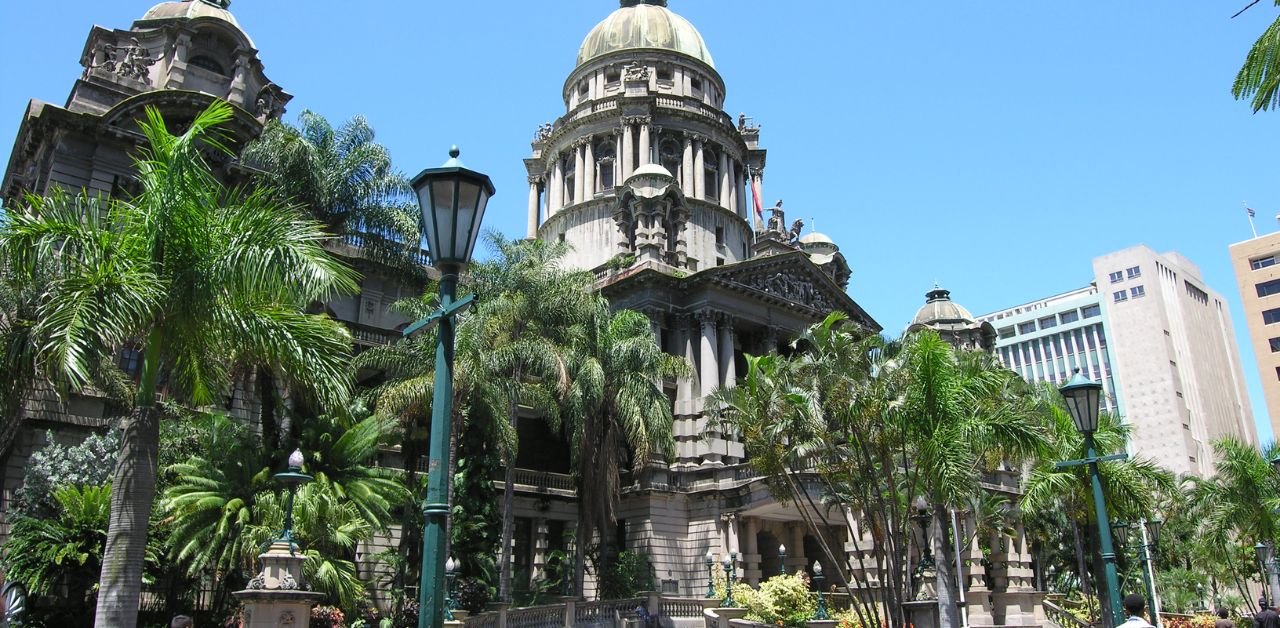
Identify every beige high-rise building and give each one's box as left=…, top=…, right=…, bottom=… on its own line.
left=1229, top=231, right=1280, bottom=438
left=1092, top=246, right=1256, bottom=477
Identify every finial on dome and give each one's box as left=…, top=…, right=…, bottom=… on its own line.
left=449, top=145, right=460, bottom=159
left=198, top=0, right=231, bottom=8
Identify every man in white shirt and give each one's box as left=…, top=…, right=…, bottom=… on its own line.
left=1117, top=593, right=1155, bottom=628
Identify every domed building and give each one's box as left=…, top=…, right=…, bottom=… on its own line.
left=907, top=286, right=997, bottom=352
left=513, top=0, right=880, bottom=599
left=3, top=0, right=288, bottom=205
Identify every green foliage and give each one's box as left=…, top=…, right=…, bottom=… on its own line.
left=598, top=551, right=654, bottom=600
left=737, top=573, right=818, bottom=628
left=605, top=253, right=636, bottom=270
left=13, top=429, right=119, bottom=518
left=450, top=404, right=503, bottom=583
left=1, top=484, right=111, bottom=624
left=1233, top=2, right=1280, bottom=112
left=455, top=577, right=491, bottom=615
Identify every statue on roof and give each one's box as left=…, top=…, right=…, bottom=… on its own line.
left=200, top=0, right=232, bottom=8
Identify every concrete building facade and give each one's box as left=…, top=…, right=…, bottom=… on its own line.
left=980, top=245, right=1257, bottom=478
left=1228, top=231, right=1280, bottom=438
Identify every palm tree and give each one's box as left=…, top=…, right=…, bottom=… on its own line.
left=895, top=331, right=1046, bottom=628
left=1234, top=1, right=1280, bottom=112
left=462, top=235, right=596, bottom=601
left=0, top=100, right=358, bottom=627
left=241, top=110, right=421, bottom=272
left=562, top=306, right=689, bottom=597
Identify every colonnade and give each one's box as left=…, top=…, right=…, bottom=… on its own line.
left=526, top=122, right=754, bottom=238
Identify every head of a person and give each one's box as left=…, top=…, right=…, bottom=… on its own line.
left=1262, top=597, right=1271, bottom=611
left=171, top=616, right=194, bottom=628
left=1218, top=607, right=1230, bottom=619
left=1124, top=593, right=1147, bottom=618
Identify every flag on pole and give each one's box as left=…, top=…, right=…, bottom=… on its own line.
left=1248, top=206, right=1257, bottom=218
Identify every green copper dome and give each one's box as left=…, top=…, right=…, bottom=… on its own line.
left=577, top=0, right=714, bottom=69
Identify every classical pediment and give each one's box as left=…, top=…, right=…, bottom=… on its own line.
left=697, top=251, right=880, bottom=331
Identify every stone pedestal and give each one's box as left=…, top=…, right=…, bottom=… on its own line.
left=233, top=541, right=324, bottom=628
left=903, top=600, right=938, bottom=628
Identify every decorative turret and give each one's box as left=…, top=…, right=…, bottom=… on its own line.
left=907, top=286, right=997, bottom=352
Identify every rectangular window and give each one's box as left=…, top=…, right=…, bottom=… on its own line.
left=1060, top=310, right=1079, bottom=324
left=1108, top=271, right=1124, bottom=283
left=1253, top=255, right=1279, bottom=270
left=715, top=227, right=725, bottom=245
left=656, top=66, right=673, bottom=81
left=1113, top=290, right=1128, bottom=303
left=1275, top=365, right=1280, bottom=381
left=1258, top=279, right=1280, bottom=298
left=1130, top=285, right=1146, bottom=298
left=1270, top=337, right=1280, bottom=352
left=1126, top=266, right=1141, bottom=279
left=998, top=326, right=1015, bottom=339
left=1265, top=308, right=1280, bottom=325
left=1082, top=304, right=1101, bottom=318
left=1018, top=321, right=1036, bottom=335
left=1039, top=316, right=1057, bottom=330
left=690, top=77, right=703, bottom=92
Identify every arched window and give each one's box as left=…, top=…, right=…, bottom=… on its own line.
left=659, top=139, right=681, bottom=185
left=188, top=54, right=226, bottom=75
left=703, top=147, right=719, bottom=201
left=563, top=154, right=576, bottom=205
left=595, top=141, right=616, bottom=192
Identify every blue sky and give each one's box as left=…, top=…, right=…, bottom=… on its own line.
left=3, top=1, right=1279, bottom=442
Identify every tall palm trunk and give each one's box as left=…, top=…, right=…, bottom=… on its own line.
left=933, top=504, right=961, bottom=628
left=94, top=336, right=162, bottom=627
left=94, top=403, right=160, bottom=627
left=498, top=404, right=518, bottom=602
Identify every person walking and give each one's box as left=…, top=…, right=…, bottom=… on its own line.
left=1257, top=601, right=1280, bottom=628
left=1118, top=593, right=1156, bottom=628
left=1215, top=607, right=1235, bottom=628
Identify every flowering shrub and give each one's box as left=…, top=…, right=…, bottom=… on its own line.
left=311, top=605, right=346, bottom=628
left=835, top=608, right=890, bottom=628
left=738, top=572, right=817, bottom=628
left=1162, top=615, right=1217, bottom=628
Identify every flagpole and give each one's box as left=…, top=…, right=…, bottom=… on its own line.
left=1247, top=201, right=1259, bottom=238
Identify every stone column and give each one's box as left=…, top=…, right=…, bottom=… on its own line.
left=729, top=163, right=740, bottom=219
left=675, top=315, right=696, bottom=415
left=622, top=122, right=635, bottom=182
left=762, top=326, right=780, bottom=355
left=693, top=139, right=705, bottom=200
left=615, top=133, right=623, bottom=190
left=718, top=152, right=731, bottom=210
left=719, top=318, right=736, bottom=389
left=532, top=518, right=549, bottom=582
left=526, top=177, right=540, bottom=238
left=698, top=311, right=718, bottom=399
left=787, top=522, right=806, bottom=574
left=725, top=513, right=742, bottom=573
left=549, top=159, right=563, bottom=214
left=639, top=122, right=651, bottom=165
left=583, top=140, right=595, bottom=198
left=164, top=33, right=191, bottom=89
left=744, top=518, right=762, bottom=585
left=573, top=143, right=585, bottom=205
left=228, top=50, right=252, bottom=104
left=681, top=135, right=694, bottom=196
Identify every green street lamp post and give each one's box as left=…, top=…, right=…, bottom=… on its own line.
left=778, top=544, right=787, bottom=577
left=722, top=554, right=737, bottom=608
left=443, top=557, right=459, bottom=622
left=1114, top=519, right=1163, bottom=626
left=705, top=550, right=716, bottom=599
left=409, top=147, right=494, bottom=628
left=1056, top=369, right=1125, bottom=627
left=1257, top=542, right=1280, bottom=609
left=812, top=561, right=830, bottom=621
left=274, top=448, right=312, bottom=551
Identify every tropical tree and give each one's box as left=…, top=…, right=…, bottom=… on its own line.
left=562, top=306, right=689, bottom=598
left=2, top=484, right=112, bottom=625
left=0, top=100, right=358, bottom=627
left=241, top=110, right=420, bottom=271
left=1234, top=1, right=1280, bottom=112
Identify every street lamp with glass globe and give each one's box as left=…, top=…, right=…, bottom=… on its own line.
left=1057, top=369, right=1125, bottom=626
left=408, top=146, right=494, bottom=628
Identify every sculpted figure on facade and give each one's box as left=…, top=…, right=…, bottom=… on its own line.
left=534, top=122, right=554, bottom=142
left=622, top=61, right=650, bottom=82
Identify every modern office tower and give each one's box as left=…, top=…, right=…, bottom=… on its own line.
left=979, top=245, right=1257, bottom=478
left=1229, top=231, right=1280, bottom=439
left=977, top=285, right=1122, bottom=418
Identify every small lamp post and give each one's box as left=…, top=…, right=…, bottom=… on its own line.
left=443, top=557, right=459, bottom=622
left=705, top=550, right=716, bottom=599
left=721, top=555, right=737, bottom=608
left=1257, top=542, right=1280, bottom=609
left=812, top=561, right=830, bottom=621
left=1138, top=519, right=1162, bottom=627
left=778, top=544, right=787, bottom=577
left=273, top=448, right=312, bottom=551
left=1055, top=368, right=1124, bottom=626
left=409, top=147, right=494, bottom=628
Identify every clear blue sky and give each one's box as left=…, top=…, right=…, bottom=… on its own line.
left=3, top=1, right=1279, bottom=443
